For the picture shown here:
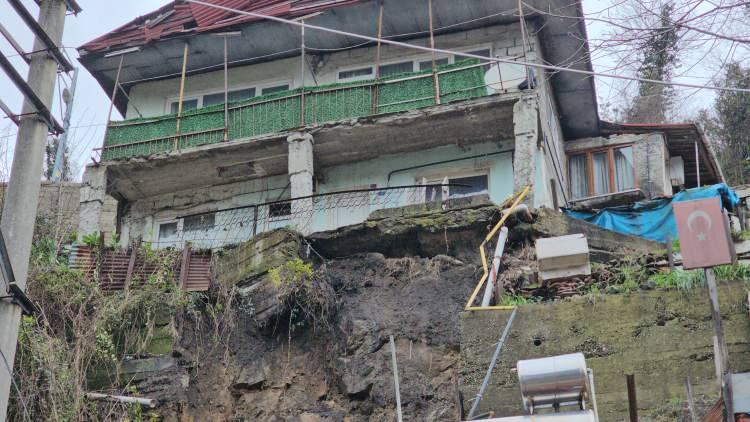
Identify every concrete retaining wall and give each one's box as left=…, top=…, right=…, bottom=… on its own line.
left=459, top=283, right=750, bottom=420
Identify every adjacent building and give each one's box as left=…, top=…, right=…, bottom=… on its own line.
left=76, top=0, right=722, bottom=249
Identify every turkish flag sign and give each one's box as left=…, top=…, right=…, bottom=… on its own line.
left=674, top=197, right=736, bottom=270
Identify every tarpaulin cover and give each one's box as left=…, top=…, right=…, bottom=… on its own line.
left=564, top=184, right=740, bottom=243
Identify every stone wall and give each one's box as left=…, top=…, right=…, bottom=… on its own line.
left=459, top=283, right=750, bottom=420
left=0, top=181, right=80, bottom=236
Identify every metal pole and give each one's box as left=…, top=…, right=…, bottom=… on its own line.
left=685, top=377, right=698, bottom=422
left=51, top=67, right=78, bottom=182
left=695, top=141, right=701, bottom=187
left=0, top=0, right=69, bottom=417
left=428, top=0, right=440, bottom=104
left=300, top=22, right=306, bottom=126
left=101, top=55, right=123, bottom=150
left=389, top=335, right=403, bottom=422
left=467, top=307, right=518, bottom=418
left=705, top=267, right=732, bottom=420
left=626, top=374, right=638, bottom=422
left=372, top=1, right=384, bottom=114
left=175, top=43, right=189, bottom=149
left=223, top=35, right=229, bottom=141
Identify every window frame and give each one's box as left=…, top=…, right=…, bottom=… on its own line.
left=165, top=79, right=291, bottom=113
left=419, top=170, right=490, bottom=202
left=155, top=219, right=180, bottom=248
left=568, top=144, right=637, bottom=199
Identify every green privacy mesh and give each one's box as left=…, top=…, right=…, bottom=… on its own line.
left=102, top=59, right=486, bottom=161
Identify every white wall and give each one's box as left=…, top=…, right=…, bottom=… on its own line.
left=124, top=23, right=535, bottom=119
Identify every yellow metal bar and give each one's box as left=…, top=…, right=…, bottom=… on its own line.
left=465, top=306, right=517, bottom=311
left=464, top=186, right=531, bottom=311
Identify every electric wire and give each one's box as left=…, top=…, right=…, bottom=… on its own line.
left=183, top=0, right=750, bottom=94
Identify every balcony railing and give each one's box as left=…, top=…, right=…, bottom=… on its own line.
left=97, top=60, right=490, bottom=161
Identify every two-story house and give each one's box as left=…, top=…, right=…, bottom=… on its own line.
left=76, top=0, right=722, bottom=249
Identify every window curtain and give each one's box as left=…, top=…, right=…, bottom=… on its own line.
left=592, top=152, right=610, bottom=195
left=614, top=147, right=635, bottom=191
left=569, top=155, right=588, bottom=199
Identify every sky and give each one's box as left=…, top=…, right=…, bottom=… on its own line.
left=0, top=0, right=734, bottom=181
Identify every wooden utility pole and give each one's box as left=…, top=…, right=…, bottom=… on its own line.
left=0, top=0, right=72, bottom=418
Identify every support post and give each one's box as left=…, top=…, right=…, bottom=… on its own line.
left=666, top=235, right=675, bottom=271
left=223, top=35, right=229, bottom=141
left=372, top=1, right=384, bottom=114
left=389, top=335, right=403, bottom=422
left=174, top=43, right=189, bottom=149
left=481, top=227, right=508, bottom=306
left=428, top=0, right=440, bottom=105
left=52, top=67, right=78, bottom=182
left=695, top=141, right=701, bottom=188
left=626, top=374, right=638, bottom=422
left=705, top=267, right=732, bottom=420
left=300, top=22, right=306, bottom=126
left=287, top=132, right=315, bottom=235
left=685, top=377, right=698, bottom=422
left=0, top=0, right=69, bottom=416
left=101, top=55, right=123, bottom=150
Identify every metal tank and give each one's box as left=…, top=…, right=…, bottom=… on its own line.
left=517, top=353, right=590, bottom=413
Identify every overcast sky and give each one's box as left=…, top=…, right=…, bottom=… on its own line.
left=0, top=0, right=727, bottom=181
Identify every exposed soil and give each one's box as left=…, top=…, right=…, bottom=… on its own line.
left=154, top=253, right=479, bottom=421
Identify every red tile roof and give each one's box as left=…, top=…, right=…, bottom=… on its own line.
left=79, top=0, right=362, bottom=54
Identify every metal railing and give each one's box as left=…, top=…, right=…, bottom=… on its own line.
left=95, top=61, right=490, bottom=161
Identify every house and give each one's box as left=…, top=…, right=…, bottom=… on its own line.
left=76, top=0, right=722, bottom=249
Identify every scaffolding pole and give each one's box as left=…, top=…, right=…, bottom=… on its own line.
left=175, top=43, right=189, bottom=149
left=428, top=0, right=440, bottom=104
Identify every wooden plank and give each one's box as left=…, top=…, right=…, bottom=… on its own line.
left=179, top=243, right=191, bottom=290
left=124, top=247, right=137, bottom=289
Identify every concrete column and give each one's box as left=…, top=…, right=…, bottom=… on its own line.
left=78, top=164, right=117, bottom=243
left=513, top=96, right=540, bottom=205
left=287, top=132, right=314, bottom=235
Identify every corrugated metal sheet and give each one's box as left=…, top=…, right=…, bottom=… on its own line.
left=69, top=245, right=211, bottom=292
left=79, top=0, right=362, bottom=53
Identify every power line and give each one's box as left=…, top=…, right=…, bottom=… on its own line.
left=183, top=0, right=750, bottom=94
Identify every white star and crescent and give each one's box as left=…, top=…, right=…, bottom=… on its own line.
left=686, top=209, right=713, bottom=242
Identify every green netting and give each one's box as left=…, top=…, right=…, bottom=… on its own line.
left=102, top=59, right=486, bottom=161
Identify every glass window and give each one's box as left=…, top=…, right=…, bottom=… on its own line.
left=269, top=202, right=291, bottom=218
left=203, top=88, right=256, bottom=106
left=592, top=151, right=611, bottom=195
left=379, top=61, right=414, bottom=77
left=183, top=213, right=215, bottom=232
left=569, top=154, right=589, bottom=199
left=170, top=98, right=198, bottom=114
left=261, top=84, right=289, bottom=95
left=157, top=221, right=179, bottom=248
left=424, top=174, right=489, bottom=202
left=338, top=67, right=373, bottom=81
left=418, top=58, right=449, bottom=71
left=614, top=146, right=635, bottom=191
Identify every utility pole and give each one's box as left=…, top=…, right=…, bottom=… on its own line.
left=0, top=0, right=71, bottom=419
left=51, top=67, right=78, bottom=182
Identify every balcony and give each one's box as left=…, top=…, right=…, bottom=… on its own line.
left=97, top=60, right=492, bottom=161
left=99, top=60, right=494, bottom=161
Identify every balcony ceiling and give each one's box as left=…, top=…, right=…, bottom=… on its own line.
left=79, top=0, right=598, bottom=140
left=105, top=94, right=518, bottom=201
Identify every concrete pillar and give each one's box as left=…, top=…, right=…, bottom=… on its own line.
left=78, top=164, right=118, bottom=243
left=513, top=96, right=540, bottom=205
left=287, top=132, right=314, bottom=235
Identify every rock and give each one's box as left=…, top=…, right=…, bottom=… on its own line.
left=641, top=280, right=657, bottom=290
left=433, top=254, right=464, bottom=269
left=232, top=360, right=270, bottom=392
left=297, top=413, right=323, bottom=422
left=339, top=371, right=373, bottom=399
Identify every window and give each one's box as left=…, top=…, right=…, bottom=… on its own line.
left=170, top=98, right=198, bottom=114
left=379, top=61, right=413, bottom=77
left=568, top=146, right=635, bottom=199
left=269, top=202, right=292, bottom=219
left=183, top=213, right=215, bottom=232
left=338, top=67, right=374, bottom=81
left=465, top=48, right=492, bottom=71
left=261, top=84, right=289, bottom=95
left=203, top=88, right=256, bottom=106
left=424, top=174, right=489, bottom=202
left=157, top=221, right=179, bottom=248
left=418, top=57, right=450, bottom=71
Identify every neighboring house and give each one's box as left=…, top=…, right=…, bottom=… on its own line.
left=76, top=0, right=721, bottom=249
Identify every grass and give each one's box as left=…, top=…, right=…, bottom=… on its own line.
left=649, top=263, right=750, bottom=291
left=499, top=295, right=542, bottom=306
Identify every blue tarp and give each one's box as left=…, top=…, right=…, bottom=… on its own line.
left=564, top=183, right=740, bottom=243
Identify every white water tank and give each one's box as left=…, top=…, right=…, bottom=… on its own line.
left=517, top=353, right=590, bottom=413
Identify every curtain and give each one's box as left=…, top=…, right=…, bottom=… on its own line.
left=614, top=147, right=635, bottom=191
left=569, top=154, right=588, bottom=199
left=592, top=152, right=610, bottom=195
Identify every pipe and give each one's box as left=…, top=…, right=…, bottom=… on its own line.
left=481, top=226, right=507, bottom=306
left=85, top=392, right=157, bottom=408
left=467, top=307, right=518, bottom=418
left=588, top=369, right=600, bottom=422
left=386, top=149, right=514, bottom=186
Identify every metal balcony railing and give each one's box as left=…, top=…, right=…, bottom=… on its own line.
left=95, top=60, right=490, bottom=161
